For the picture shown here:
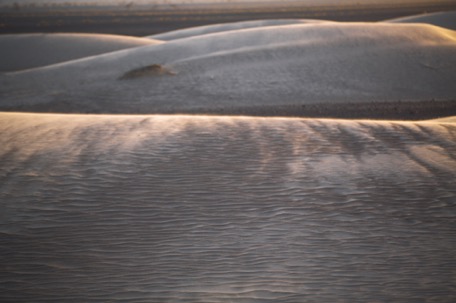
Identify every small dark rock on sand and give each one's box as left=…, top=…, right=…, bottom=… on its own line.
left=119, top=64, right=175, bottom=80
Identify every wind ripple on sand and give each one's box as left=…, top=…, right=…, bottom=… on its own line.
left=0, top=113, right=455, bottom=302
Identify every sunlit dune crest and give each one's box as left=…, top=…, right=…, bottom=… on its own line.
left=426, top=115, right=456, bottom=123
left=147, top=19, right=333, bottom=41
left=1, top=112, right=455, bottom=302
left=0, top=22, right=455, bottom=118
left=0, top=33, right=162, bottom=72
left=386, top=10, right=456, bottom=30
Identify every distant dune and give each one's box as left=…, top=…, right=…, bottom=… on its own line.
left=386, top=10, right=456, bottom=30
left=1, top=20, right=455, bottom=118
left=0, top=33, right=161, bottom=72
left=147, top=19, right=333, bottom=41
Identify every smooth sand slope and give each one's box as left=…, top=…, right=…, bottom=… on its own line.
left=1, top=112, right=455, bottom=302
left=386, top=11, right=456, bottom=30
left=147, top=19, right=332, bottom=40
left=0, top=33, right=162, bottom=72
left=1, top=22, right=455, bottom=117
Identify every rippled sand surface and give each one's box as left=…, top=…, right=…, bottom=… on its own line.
left=1, top=10, right=456, bottom=302
left=1, top=113, right=455, bottom=302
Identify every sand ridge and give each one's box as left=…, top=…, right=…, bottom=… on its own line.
left=1, top=11, right=456, bottom=302
left=1, top=112, right=455, bottom=302
left=1, top=21, right=455, bottom=118
left=386, top=10, right=456, bottom=30
left=0, top=33, right=162, bottom=72
left=147, top=19, right=333, bottom=40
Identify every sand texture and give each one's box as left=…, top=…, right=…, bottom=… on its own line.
left=1, top=113, right=455, bottom=302
left=0, top=33, right=161, bottom=72
left=1, top=10, right=456, bottom=302
left=1, top=22, right=455, bottom=117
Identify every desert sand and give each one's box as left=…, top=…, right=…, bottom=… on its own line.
left=386, top=10, right=456, bottom=30
left=0, top=33, right=161, bottom=72
left=0, top=21, right=455, bottom=118
left=1, top=112, right=455, bottom=302
left=147, top=19, right=333, bottom=40
left=1, top=9, right=456, bottom=303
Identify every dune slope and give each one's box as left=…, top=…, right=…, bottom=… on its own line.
left=0, top=23, right=455, bottom=117
left=1, top=12, right=456, bottom=302
left=0, top=113, right=455, bottom=302
left=147, top=19, right=332, bottom=40
left=0, top=33, right=162, bottom=72
left=386, top=11, right=456, bottom=30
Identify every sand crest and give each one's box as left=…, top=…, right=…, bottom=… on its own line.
left=1, top=23, right=455, bottom=118
left=147, top=19, right=332, bottom=40
left=1, top=10, right=456, bottom=302
left=0, top=33, right=162, bottom=72
left=386, top=11, right=456, bottom=30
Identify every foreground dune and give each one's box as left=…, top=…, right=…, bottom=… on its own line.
left=0, top=33, right=162, bottom=72
left=1, top=22, right=455, bottom=117
left=0, top=112, right=455, bottom=302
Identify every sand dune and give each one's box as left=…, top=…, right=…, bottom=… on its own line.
left=1, top=112, right=455, bottom=302
left=0, top=33, right=162, bottom=72
left=386, top=11, right=456, bottom=30
left=1, top=23, right=455, bottom=117
left=1, top=11, right=456, bottom=301
left=147, top=19, right=332, bottom=40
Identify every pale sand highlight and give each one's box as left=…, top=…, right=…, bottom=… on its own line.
left=0, top=33, right=162, bottom=72
left=1, top=23, right=455, bottom=117
left=147, top=19, right=333, bottom=41
left=386, top=11, right=456, bottom=30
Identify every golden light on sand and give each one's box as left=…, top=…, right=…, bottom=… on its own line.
left=1, top=3, right=456, bottom=302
